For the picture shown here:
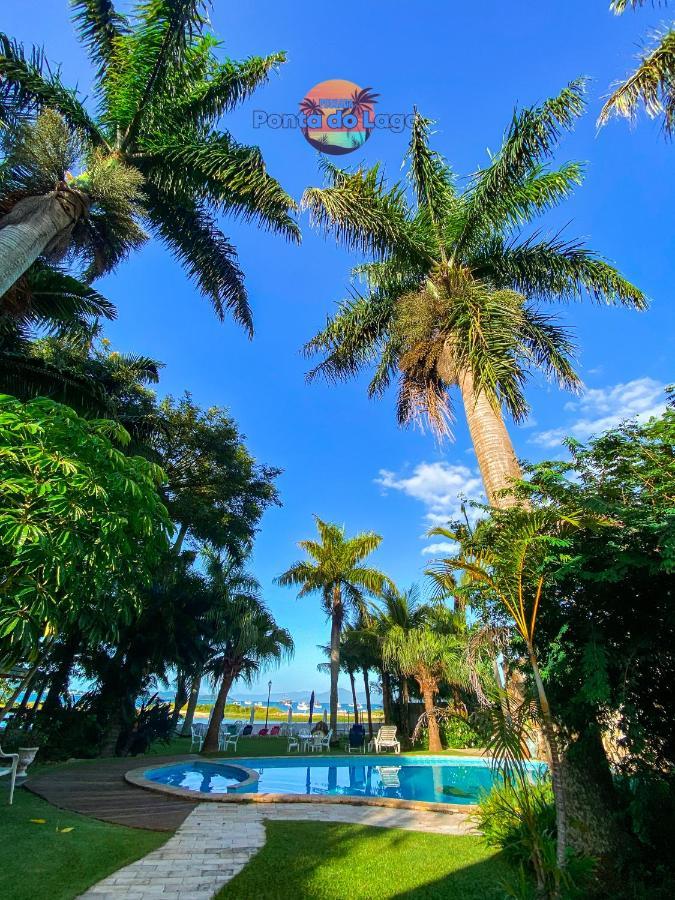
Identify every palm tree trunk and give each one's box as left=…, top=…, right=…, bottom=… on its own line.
left=527, top=643, right=567, bottom=871
left=459, top=369, right=521, bottom=508
left=421, top=683, right=442, bottom=752
left=0, top=189, right=89, bottom=298
left=329, top=587, right=343, bottom=738
left=381, top=669, right=393, bottom=724
left=203, top=668, right=235, bottom=753
left=348, top=669, right=359, bottom=724
left=401, top=678, right=410, bottom=739
left=363, top=668, right=373, bottom=738
left=171, top=673, right=188, bottom=727
left=180, top=675, right=201, bottom=737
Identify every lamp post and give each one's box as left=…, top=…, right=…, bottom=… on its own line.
left=265, top=680, right=272, bottom=729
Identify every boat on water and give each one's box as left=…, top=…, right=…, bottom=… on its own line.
left=314, top=703, right=322, bottom=710
left=297, top=701, right=309, bottom=712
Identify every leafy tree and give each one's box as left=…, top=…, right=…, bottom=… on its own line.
left=277, top=517, right=392, bottom=735
left=202, top=551, right=293, bottom=752
left=303, top=82, right=645, bottom=507
left=599, top=2, right=675, bottom=136
left=0, top=1, right=299, bottom=327
left=382, top=604, right=468, bottom=752
left=151, top=394, right=281, bottom=558
left=0, top=394, right=171, bottom=712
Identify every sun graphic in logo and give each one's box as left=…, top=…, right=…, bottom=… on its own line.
left=299, top=79, right=379, bottom=155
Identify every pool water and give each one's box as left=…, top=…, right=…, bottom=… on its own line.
left=145, top=756, right=545, bottom=805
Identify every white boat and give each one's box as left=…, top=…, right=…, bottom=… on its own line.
left=314, top=703, right=323, bottom=710
left=297, top=701, right=310, bottom=712
left=243, top=700, right=252, bottom=706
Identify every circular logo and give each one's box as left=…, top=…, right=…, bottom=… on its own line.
left=299, top=79, right=379, bottom=155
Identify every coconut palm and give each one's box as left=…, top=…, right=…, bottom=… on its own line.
left=599, top=2, right=675, bottom=136
left=277, top=517, right=392, bottom=735
left=0, top=2, right=298, bottom=329
left=382, top=604, right=468, bottom=752
left=303, top=81, right=646, bottom=508
left=202, top=551, right=293, bottom=753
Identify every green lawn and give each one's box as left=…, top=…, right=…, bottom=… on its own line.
left=0, top=787, right=167, bottom=900
left=217, top=821, right=508, bottom=900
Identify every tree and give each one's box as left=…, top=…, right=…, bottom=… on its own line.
left=431, top=507, right=584, bottom=871
left=0, top=394, right=171, bottom=714
left=150, top=395, right=281, bottom=558
left=303, top=82, right=645, bottom=508
left=382, top=604, right=468, bottom=752
left=599, top=2, right=675, bottom=136
left=0, top=2, right=299, bottom=327
left=202, top=551, right=293, bottom=753
left=277, top=517, right=392, bottom=735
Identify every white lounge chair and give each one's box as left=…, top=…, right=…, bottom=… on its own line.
left=377, top=766, right=401, bottom=788
left=0, top=745, right=19, bottom=805
left=189, top=723, right=205, bottom=752
left=370, top=725, right=400, bottom=753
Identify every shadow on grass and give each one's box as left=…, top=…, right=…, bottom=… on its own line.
left=216, top=821, right=509, bottom=900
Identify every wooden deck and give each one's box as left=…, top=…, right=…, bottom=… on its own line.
left=25, top=754, right=198, bottom=831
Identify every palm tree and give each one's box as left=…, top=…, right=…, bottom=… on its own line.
left=277, top=517, right=392, bottom=735
left=0, top=2, right=298, bottom=328
left=599, top=2, right=675, bottom=136
left=382, top=605, right=468, bottom=752
left=318, top=625, right=363, bottom=723
left=430, top=506, right=583, bottom=870
left=303, top=82, right=645, bottom=508
left=202, top=551, right=293, bottom=753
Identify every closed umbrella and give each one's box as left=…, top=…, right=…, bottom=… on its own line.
left=308, top=690, right=315, bottom=725
left=287, top=702, right=293, bottom=734
left=249, top=705, right=255, bottom=727
left=323, top=708, right=328, bottom=725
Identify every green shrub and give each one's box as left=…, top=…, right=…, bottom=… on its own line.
left=440, top=715, right=482, bottom=749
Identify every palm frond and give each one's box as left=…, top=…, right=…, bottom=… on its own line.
left=144, top=185, right=251, bottom=331
left=406, top=110, right=456, bottom=234
left=598, top=27, right=675, bottom=135
left=0, top=33, right=107, bottom=147
left=71, top=0, right=130, bottom=78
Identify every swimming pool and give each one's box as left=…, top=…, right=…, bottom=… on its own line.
left=142, top=756, right=545, bottom=806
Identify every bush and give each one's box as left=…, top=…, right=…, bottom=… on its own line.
left=477, top=777, right=597, bottom=898
left=440, top=715, right=482, bottom=749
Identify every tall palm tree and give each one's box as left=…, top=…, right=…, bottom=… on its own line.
left=599, top=1, right=675, bottom=136
left=382, top=605, right=468, bottom=752
left=202, top=551, right=293, bottom=753
left=303, top=81, right=645, bottom=508
left=277, top=517, right=392, bottom=735
left=0, top=1, right=298, bottom=328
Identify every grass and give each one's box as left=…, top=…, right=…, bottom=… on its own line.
left=216, top=821, right=509, bottom=899
left=0, top=787, right=167, bottom=900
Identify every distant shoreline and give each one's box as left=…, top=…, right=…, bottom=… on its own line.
left=188, top=702, right=384, bottom=723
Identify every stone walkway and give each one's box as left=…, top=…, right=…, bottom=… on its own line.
left=80, top=801, right=476, bottom=899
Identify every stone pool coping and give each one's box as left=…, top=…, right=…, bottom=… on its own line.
left=125, top=754, right=481, bottom=814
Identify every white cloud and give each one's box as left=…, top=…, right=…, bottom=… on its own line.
left=421, top=541, right=457, bottom=556
left=376, top=461, right=484, bottom=551
left=532, top=377, right=668, bottom=448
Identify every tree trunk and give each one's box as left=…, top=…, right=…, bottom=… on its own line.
left=348, top=669, right=359, bottom=724
left=172, top=522, right=189, bottom=555
left=180, top=676, right=201, bottom=737
left=41, top=634, right=79, bottom=719
left=401, top=678, right=410, bottom=739
left=363, top=668, right=373, bottom=738
left=171, top=673, right=188, bottom=727
left=0, top=188, right=89, bottom=298
left=528, top=644, right=567, bottom=872
left=202, top=668, right=235, bottom=753
left=459, top=369, right=521, bottom=508
left=329, top=587, right=343, bottom=737
left=381, top=669, right=393, bottom=724
left=421, top=683, right=442, bottom=752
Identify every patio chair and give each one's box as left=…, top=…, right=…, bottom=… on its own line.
left=0, top=745, right=19, bottom=805
left=269, top=725, right=281, bottom=736
left=219, top=724, right=244, bottom=752
left=377, top=766, right=401, bottom=789
left=310, top=729, right=332, bottom=752
left=189, top=723, right=205, bottom=752
left=257, top=726, right=269, bottom=736
left=242, top=724, right=253, bottom=736
left=287, top=732, right=300, bottom=752
left=346, top=723, right=365, bottom=753
left=370, top=725, right=400, bottom=753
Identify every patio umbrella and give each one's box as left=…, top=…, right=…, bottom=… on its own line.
left=308, top=690, right=315, bottom=725
left=287, top=703, right=293, bottom=730
left=323, top=708, right=328, bottom=725
left=249, top=705, right=255, bottom=726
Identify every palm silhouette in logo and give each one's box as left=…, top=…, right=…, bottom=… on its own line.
left=344, top=87, right=379, bottom=144
left=300, top=96, right=323, bottom=136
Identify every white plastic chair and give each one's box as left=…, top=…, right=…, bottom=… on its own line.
left=287, top=732, right=300, bottom=752
left=0, top=745, right=19, bottom=805
left=371, top=725, right=400, bottom=753
left=190, top=723, right=205, bottom=752
left=310, top=729, right=332, bottom=752
left=219, top=724, right=244, bottom=752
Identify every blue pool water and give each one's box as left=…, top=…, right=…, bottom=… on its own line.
left=145, top=756, right=545, bottom=805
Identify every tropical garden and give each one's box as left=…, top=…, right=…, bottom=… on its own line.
left=1, top=1, right=674, bottom=899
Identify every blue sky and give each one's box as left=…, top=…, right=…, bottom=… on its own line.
left=4, top=1, right=674, bottom=698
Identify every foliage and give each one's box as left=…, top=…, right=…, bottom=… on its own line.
left=599, top=3, right=675, bottom=136
left=0, top=394, right=170, bottom=664
left=0, top=1, right=299, bottom=327
left=303, top=84, right=645, bottom=439
left=440, top=714, right=483, bottom=749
